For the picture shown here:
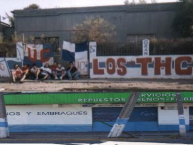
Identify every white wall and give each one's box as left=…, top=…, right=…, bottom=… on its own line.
left=6, top=104, right=92, bottom=125
left=5, top=104, right=192, bottom=130
left=158, top=106, right=189, bottom=125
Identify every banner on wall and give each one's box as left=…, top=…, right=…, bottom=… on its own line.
left=16, top=42, right=24, bottom=61
left=0, top=42, right=23, bottom=77
left=89, top=42, right=193, bottom=79
left=0, top=42, right=55, bottom=77
left=142, top=39, right=149, bottom=56
left=23, top=44, right=54, bottom=67
left=0, top=58, right=9, bottom=77
left=62, top=41, right=88, bottom=75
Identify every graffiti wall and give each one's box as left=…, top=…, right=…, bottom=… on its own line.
left=89, top=42, right=193, bottom=79
left=0, top=43, right=54, bottom=77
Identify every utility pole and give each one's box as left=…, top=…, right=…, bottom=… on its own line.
left=176, top=92, right=186, bottom=137
left=0, top=93, right=9, bottom=138
left=108, top=92, right=140, bottom=137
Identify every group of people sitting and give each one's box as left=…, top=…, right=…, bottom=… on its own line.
left=10, top=62, right=80, bottom=83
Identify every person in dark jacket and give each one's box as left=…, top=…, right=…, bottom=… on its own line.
left=66, top=62, right=80, bottom=80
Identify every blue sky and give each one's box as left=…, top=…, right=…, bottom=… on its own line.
left=0, top=0, right=178, bottom=24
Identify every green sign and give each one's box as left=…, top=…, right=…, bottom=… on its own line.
left=4, top=92, right=193, bottom=105
left=138, top=92, right=193, bottom=103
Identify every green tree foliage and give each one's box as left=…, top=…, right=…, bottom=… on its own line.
left=173, top=2, right=193, bottom=37
left=72, top=16, right=116, bottom=43
left=24, top=4, right=41, bottom=10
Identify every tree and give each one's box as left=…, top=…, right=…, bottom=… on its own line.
left=130, top=0, right=136, bottom=5
left=6, top=13, right=14, bottom=27
left=72, top=16, right=116, bottom=43
left=151, top=0, right=157, bottom=3
left=124, top=0, right=129, bottom=5
left=173, top=2, right=193, bottom=37
left=24, top=4, right=41, bottom=10
left=139, top=0, right=147, bottom=4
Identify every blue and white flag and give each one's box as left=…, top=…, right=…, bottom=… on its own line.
left=62, top=41, right=88, bottom=75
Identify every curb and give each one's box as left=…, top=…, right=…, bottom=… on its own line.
left=0, top=137, right=191, bottom=142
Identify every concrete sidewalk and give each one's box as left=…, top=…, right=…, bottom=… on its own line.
left=0, top=132, right=193, bottom=143
left=1, top=77, right=193, bottom=83
left=0, top=77, right=193, bottom=92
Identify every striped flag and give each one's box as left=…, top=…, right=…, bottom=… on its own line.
left=62, top=41, right=88, bottom=62
left=62, top=41, right=88, bottom=75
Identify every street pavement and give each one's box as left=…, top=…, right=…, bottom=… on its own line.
left=0, top=132, right=193, bottom=144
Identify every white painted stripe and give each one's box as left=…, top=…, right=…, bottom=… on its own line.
left=108, top=124, right=125, bottom=137
left=0, top=118, right=6, bottom=122
left=0, top=127, right=9, bottom=138
left=6, top=128, right=9, bottom=137
left=179, top=125, right=186, bottom=128
left=179, top=125, right=186, bottom=136
left=179, top=114, right=185, bottom=119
